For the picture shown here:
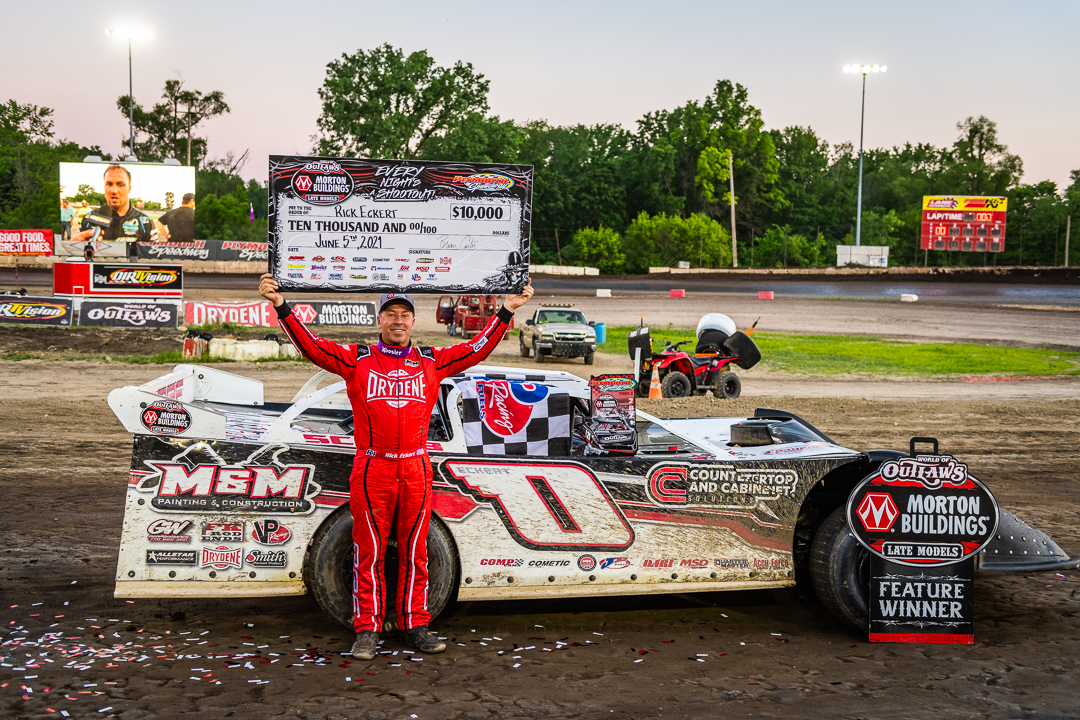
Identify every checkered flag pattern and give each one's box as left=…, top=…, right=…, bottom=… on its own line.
left=458, top=378, right=571, bottom=456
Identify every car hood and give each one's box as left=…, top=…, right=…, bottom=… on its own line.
left=537, top=323, right=594, bottom=335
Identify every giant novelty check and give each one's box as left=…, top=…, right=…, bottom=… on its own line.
left=268, top=156, right=532, bottom=294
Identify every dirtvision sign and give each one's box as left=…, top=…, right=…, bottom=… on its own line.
left=268, top=156, right=532, bottom=295
left=847, top=445, right=999, bottom=644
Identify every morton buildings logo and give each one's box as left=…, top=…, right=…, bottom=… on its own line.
left=292, top=162, right=354, bottom=206
left=856, top=493, right=899, bottom=532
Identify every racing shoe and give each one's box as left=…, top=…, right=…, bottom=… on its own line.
left=350, top=630, right=380, bottom=660
left=401, top=625, right=446, bottom=654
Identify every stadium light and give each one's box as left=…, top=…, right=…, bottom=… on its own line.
left=844, top=62, right=888, bottom=246
left=106, top=26, right=153, bottom=158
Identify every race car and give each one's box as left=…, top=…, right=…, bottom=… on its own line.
left=107, top=365, right=1078, bottom=631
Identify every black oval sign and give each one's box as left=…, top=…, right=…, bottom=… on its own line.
left=291, top=160, right=355, bottom=206
left=846, top=454, right=998, bottom=567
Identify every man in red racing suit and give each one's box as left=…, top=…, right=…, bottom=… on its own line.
left=259, top=274, right=533, bottom=659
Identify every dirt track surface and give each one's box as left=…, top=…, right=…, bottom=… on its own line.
left=2, top=356, right=1079, bottom=719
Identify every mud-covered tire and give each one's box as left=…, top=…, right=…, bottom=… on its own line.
left=304, top=508, right=460, bottom=632
left=809, top=506, right=870, bottom=630
left=718, top=372, right=741, bottom=399
left=723, top=331, right=761, bottom=370
left=584, top=352, right=594, bottom=365
left=660, top=371, right=692, bottom=398
left=519, top=335, right=530, bottom=357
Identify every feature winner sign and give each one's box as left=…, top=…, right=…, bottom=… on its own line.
left=847, top=439, right=999, bottom=644
left=268, top=156, right=532, bottom=294
left=920, top=196, right=1007, bottom=253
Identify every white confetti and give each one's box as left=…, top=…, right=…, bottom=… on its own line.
left=513, top=663, right=521, bottom=668
left=634, top=659, right=644, bottom=663
left=696, top=654, right=708, bottom=657
left=594, top=632, right=604, bottom=636
left=98, top=708, right=113, bottom=714
left=771, top=633, right=782, bottom=636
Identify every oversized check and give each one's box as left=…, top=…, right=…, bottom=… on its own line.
left=268, top=156, right=532, bottom=294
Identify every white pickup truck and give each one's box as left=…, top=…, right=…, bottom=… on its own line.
left=518, top=303, right=598, bottom=364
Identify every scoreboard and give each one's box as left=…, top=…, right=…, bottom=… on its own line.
left=921, top=196, right=1007, bottom=252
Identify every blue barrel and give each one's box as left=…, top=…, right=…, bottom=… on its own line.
left=594, top=322, right=606, bottom=344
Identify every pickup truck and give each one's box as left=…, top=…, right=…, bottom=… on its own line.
left=518, top=303, right=598, bottom=364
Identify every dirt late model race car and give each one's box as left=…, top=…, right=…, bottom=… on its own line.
left=108, top=365, right=1078, bottom=631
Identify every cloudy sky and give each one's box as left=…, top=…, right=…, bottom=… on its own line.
left=8, top=1, right=1078, bottom=188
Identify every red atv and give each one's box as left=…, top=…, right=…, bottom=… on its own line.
left=628, top=314, right=760, bottom=399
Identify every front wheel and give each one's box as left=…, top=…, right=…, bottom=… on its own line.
left=304, top=508, right=460, bottom=632
left=519, top=335, right=531, bottom=357
left=660, top=370, right=692, bottom=398
left=718, top=372, right=741, bottom=399
left=584, top=352, right=594, bottom=365
left=809, top=506, right=870, bottom=629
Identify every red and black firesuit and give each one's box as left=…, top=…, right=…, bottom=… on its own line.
left=276, top=301, right=512, bottom=632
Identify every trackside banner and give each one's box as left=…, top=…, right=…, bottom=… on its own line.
left=0, top=295, right=73, bottom=325
left=79, top=300, right=181, bottom=328
left=135, top=240, right=269, bottom=262
left=184, top=300, right=376, bottom=327
left=0, top=229, right=53, bottom=255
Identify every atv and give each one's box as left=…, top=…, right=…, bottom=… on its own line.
left=629, top=313, right=760, bottom=399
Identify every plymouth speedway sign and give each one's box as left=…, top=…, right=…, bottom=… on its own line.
left=268, top=156, right=533, bottom=294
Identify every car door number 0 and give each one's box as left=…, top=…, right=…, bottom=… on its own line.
left=444, top=460, right=634, bottom=551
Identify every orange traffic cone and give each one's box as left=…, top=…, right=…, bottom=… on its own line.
left=648, top=364, right=662, bottom=399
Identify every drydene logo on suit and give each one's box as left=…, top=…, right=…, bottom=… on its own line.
left=367, top=368, right=425, bottom=408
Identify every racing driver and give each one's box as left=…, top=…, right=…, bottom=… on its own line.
left=258, top=273, right=533, bottom=660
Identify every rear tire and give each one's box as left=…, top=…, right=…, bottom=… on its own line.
left=304, top=508, right=460, bottom=632
left=809, top=506, right=870, bottom=630
left=723, top=331, right=761, bottom=370
left=718, top=372, right=741, bottom=399
left=660, top=371, right=691, bottom=398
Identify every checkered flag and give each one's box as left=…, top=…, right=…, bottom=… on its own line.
left=459, top=377, right=571, bottom=456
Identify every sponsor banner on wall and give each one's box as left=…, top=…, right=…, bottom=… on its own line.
left=135, top=240, right=269, bottom=262
left=0, top=229, right=53, bottom=255
left=290, top=301, right=376, bottom=327
left=0, top=295, right=73, bottom=325
left=79, top=300, right=181, bottom=328
left=56, top=238, right=128, bottom=257
left=268, top=155, right=532, bottom=295
left=92, top=264, right=183, bottom=293
left=183, top=300, right=376, bottom=327
left=185, top=301, right=279, bottom=327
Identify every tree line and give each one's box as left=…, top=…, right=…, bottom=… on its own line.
left=3, top=43, right=1077, bottom=269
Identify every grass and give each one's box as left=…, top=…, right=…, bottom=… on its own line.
left=185, top=321, right=278, bottom=334
left=599, top=326, right=1080, bottom=378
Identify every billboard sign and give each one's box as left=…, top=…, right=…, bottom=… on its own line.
left=57, top=161, right=196, bottom=257
left=920, top=196, right=1007, bottom=252
left=268, top=156, right=532, bottom=295
left=0, top=229, right=53, bottom=255
left=79, top=300, right=181, bottom=328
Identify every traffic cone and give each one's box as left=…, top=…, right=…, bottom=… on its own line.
left=648, top=364, right=662, bottom=399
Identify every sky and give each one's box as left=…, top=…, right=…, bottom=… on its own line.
left=7, top=1, right=1078, bottom=189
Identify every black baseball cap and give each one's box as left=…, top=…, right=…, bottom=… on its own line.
left=378, top=292, right=415, bottom=313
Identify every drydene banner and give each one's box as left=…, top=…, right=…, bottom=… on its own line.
left=268, top=156, right=532, bottom=295
left=0, top=229, right=53, bottom=255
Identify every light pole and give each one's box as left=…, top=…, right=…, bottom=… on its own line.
left=106, top=26, right=152, bottom=159
left=843, top=63, right=887, bottom=247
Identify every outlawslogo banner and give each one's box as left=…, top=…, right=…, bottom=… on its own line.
left=268, top=156, right=532, bottom=295
left=847, top=444, right=999, bottom=644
